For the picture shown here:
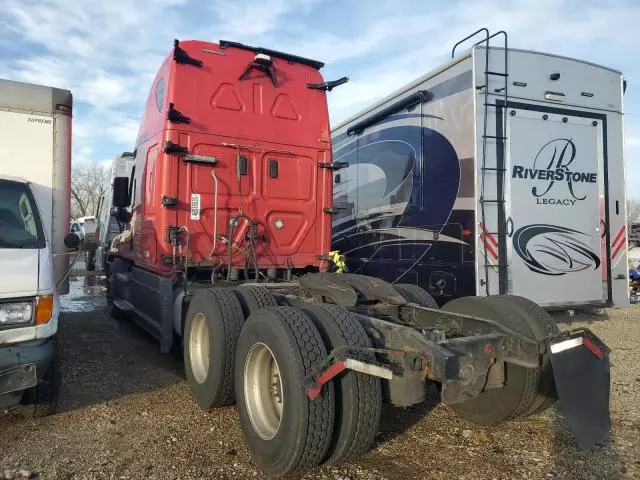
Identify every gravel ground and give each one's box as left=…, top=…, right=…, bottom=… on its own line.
left=1, top=269, right=639, bottom=480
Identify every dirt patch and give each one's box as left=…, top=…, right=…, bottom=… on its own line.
left=2, top=275, right=639, bottom=479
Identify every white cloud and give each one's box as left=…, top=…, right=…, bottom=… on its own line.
left=0, top=0, right=637, bottom=194
left=3, top=56, right=68, bottom=90
left=627, top=135, right=640, bottom=149
left=106, top=118, right=141, bottom=146
left=79, top=73, right=138, bottom=110
left=101, top=159, right=114, bottom=169
left=0, top=0, right=188, bottom=164
left=209, top=0, right=318, bottom=37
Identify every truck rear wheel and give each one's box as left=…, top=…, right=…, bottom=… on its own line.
left=184, top=288, right=244, bottom=408
left=303, top=304, right=382, bottom=465
left=235, top=307, right=334, bottom=476
left=441, top=296, right=541, bottom=425
left=394, top=283, right=439, bottom=308
left=233, top=285, right=277, bottom=318
left=486, top=295, right=559, bottom=416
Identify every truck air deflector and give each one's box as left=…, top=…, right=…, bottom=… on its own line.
left=346, top=90, right=434, bottom=136
left=163, top=140, right=188, bottom=156
left=173, top=39, right=203, bottom=67
left=307, top=76, right=349, bottom=92
left=167, top=103, right=191, bottom=124
left=218, top=40, right=325, bottom=70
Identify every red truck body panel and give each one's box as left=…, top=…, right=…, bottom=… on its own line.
left=120, top=41, right=333, bottom=276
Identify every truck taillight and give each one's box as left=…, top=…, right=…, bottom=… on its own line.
left=35, top=295, right=54, bottom=325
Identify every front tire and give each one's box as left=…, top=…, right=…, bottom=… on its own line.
left=184, top=288, right=244, bottom=408
left=20, top=353, right=59, bottom=418
left=235, top=307, right=334, bottom=476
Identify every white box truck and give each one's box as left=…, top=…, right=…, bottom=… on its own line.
left=331, top=29, right=628, bottom=310
left=0, top=78, right=72, bottom=416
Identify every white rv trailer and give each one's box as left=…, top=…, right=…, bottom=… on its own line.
left=331, top=29, right=628, bottom=309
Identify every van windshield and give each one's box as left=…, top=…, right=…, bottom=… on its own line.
left=0, top=179, right=46, bottom=249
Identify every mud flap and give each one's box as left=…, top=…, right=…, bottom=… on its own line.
left=549, top=331, right=610, bottom=450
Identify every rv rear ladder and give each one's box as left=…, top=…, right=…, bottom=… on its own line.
left=453, top=28, right=509, bottom=296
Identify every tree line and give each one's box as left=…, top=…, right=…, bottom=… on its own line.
left=71, top=162, right=109, bottom=219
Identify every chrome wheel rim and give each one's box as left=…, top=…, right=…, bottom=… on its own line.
left=244, top=342, right=284, bottom=440
left=189, top=313, right=210, bottom=384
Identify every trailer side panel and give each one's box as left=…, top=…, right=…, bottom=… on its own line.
left=331, top=56, right=477, bottom=304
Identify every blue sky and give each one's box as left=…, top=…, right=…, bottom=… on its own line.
left=0, top=0, right=638, bottom=196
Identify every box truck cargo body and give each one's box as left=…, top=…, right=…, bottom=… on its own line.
left=331, top=42, right=628, bottom=309
left=0, top=78, right=72, bottom=414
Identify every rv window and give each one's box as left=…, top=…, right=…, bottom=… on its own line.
left=155, top=78, right=166, bottom=112
left=332, top=149, right=357, bottom=221
left=355, top=136, right=421, bottom=215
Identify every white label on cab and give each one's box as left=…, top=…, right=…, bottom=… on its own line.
left=190, top=194, right=201, bottom=220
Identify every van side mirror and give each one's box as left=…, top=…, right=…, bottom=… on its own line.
left=64, top=232, right=81, bottom=250
left=112, top=177, right=130, bottom=208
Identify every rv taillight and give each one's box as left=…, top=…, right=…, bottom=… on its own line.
left=463, top=229, right=472, bottom=236
left=56, top=104, right=72, bottom=114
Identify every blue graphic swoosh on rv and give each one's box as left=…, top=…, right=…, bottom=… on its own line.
left=512, top=224, right=601, bottom=276
left=332, top=125, right=460, bottom=237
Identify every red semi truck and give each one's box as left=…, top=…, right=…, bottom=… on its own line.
left=103, top=38, right=611, bottom=476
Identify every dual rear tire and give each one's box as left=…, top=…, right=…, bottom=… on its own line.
left=183, top=288, right=244, bottom=408
left=183, top=287, right=555, bottom=472
left=183, top=288, right=382, bottom=476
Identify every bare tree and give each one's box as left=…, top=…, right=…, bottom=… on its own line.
left=71, top=162, right=110, bottom=218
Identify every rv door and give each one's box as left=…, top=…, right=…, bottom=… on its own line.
left=505, top=104, right=606, bottom=307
